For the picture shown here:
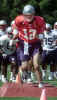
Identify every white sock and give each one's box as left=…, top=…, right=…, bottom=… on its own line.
left=2, top=75, right=5, bottom=78
left=10, top=72, right=13, bottom=77
left=42, top=70, right=46, bottom=77
left=19, top=69, right=23, bottom=78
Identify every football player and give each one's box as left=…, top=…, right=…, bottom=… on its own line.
left=7, top=26, right=19, bottom=82
left=0, top=20, right=8, bottom=82
left=0, top=23, right=18, bottom=83
left=12, top=5, right=45, bottom=88
left=42, top=23, right=56, bottom=80
left=51, top=22, right=57, bottom=79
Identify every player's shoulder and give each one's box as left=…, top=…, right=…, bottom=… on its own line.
left=51, top=29, right=55, bottom=34
left=34, top=16, right=45, bottom=22
left=34, top=16, right=45, bottom=28
left=51, top=29, right=54, bottom=32
left=15, top=15, right=24, bottom=25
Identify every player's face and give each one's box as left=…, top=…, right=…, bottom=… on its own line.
left=0, top=25, right=7, bottom=30
left=45, top=27, right=51, bottom=32
left=24, top=14, right=34, bottom=22
left=54, top=25, right=57, bottom=30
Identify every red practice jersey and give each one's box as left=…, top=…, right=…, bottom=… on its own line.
left=15, top=15, right=45, bottom=43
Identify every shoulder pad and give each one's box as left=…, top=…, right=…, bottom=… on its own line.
left=15, top=15, right=24, bottom=26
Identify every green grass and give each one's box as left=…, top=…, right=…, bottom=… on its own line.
left=0, top=97, right=57, bottom=100
left=44, top=80, right=57, bottom=87
left=0, top=81, right=3, bottom=87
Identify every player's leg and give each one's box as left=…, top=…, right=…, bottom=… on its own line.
left=10, top=63, right=17, bottom=82
left=20, top=61, right=29, bottom=82
left=41, top=51, right=48, bottom=80
left=48, top=63, right=55, bottom=80
left=0, top=53, right=2, bottom=80
left=48, top=51, right=56, bottom=80
left=16, top=47, right=30, bottom=83
left=26, top=58, right=33, bottom=83
left=1, top=54, right=8, bottom=83
left=33, top=51, right=43, bottom=88
left=30, top=41, right=44, bottom=87
left=53, top=49, right=57, bottom=79
left=9, top=53, right=18, bottom=82
left=54, top=64, right=57, bottom=79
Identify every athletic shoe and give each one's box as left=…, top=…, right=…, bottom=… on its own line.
left=54, top=72, right=57, bottom=79
left=48, top=75, right=54, bottom=80
left=31, top=72, right=37, bottom=83
left=42, top=70, right=46, bottom=80
left=1, top=75, right=7, bottom=83
left=10, top=72, right=13, bottom=81
left=22, top=79, right=27, bottom=83
left=26, top=78, right=32, bottom=83
left=38, top=83, right=44, bottom=88
left=12, top=77, right=16, bottom=82
left=42, top=75, right=46, bottom=80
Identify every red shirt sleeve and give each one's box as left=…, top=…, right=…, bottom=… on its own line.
left=35, top=16, right=46, bottom=34
left=15, top=15, right=24, bottom=29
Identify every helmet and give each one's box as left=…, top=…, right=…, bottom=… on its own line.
left=0, top=20, right=7, bottom=25
left=45, top=23, right=52, bottom=33
left=46, top=23, right=51, bottom=29
left=0, top=20, right=7, bottom=30
left=23, top=5, right=35, bottom=15
left=6, top=26, right=12, bottom=34
left=11, top=20, right=15, bottom=26
left=54, top=22, right=57, bottom=26
left=54, top=22, right=57, bottom=30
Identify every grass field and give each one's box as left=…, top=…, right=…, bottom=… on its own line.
left=0, top=65, right=57, bottom=100
left=0, top=97, right=57, bottom=100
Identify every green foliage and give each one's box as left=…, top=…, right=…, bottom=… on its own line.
left=0, top=0, right=57, bottom=24
left=52, top=10, right=57, bottom=22
left=40, top=0, right=57, bottom=25
left=43, top=15, right=55, bottom=25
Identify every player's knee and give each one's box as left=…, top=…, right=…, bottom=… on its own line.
left=11, top=62, right=16, bottom=66
left=21, top=64, right=27, bottom=71
left=34, top=64, right=40, bottom=71
left=21, top=61, right=28, bottom=71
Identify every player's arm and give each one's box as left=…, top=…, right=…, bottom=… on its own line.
left=9, top=15, right=24, bottom=46
left=12, top=26, right=19, bottom=39
left=0, top=35, right=9, bottom=53
left=12, top=15, right=24, bottom=40
left=52, top=34, right=57, bottom=46
left=9, top=28, right=19, bottom=46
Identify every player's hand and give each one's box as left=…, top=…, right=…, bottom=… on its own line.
left=9, top=39, right=13, bottom=47
left=33, top=30, right=37, bottom=39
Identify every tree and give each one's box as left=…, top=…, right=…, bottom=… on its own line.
left=0, top=0, right=57, bottom=24
left=40, top=0, right=57, bottom=24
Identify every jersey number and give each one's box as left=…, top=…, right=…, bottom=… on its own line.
left=44, top=38, right=53, bottom=45
left=23, top=29, right=37, bottom=40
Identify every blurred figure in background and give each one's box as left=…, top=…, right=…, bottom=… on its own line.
left=51, top=22, right=57, bottom=79
left=42, top=23, right=56, bottom=80
left=0, top=20, right=8, bottom=83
